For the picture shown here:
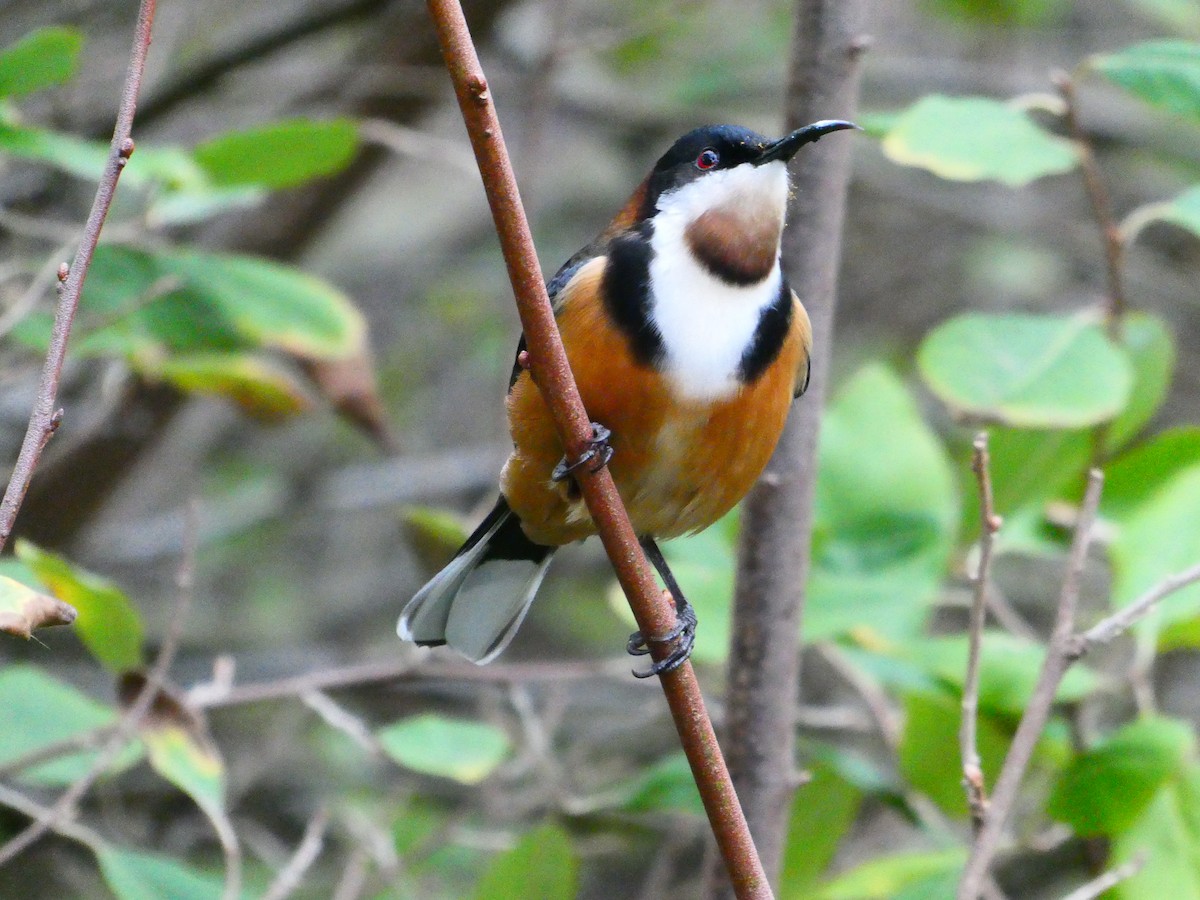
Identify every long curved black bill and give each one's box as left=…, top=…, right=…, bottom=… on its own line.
left=754, top=119, right=859, bottom=166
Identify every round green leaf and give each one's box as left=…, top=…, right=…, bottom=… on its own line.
left=16, top=540, right=144, bottom=673
left=918, top=313, right=1133, bottom=427
left=0, top=27, right=82, bottom=98
left=1104, top=427, right=1200, bottom=519
left=97, top=847, right=227, bottom=900
left=1110, top=765, right=1200, bottom=899
left=472, top=824, right=577, bottom=900
left=808, top=364, right=958, bottom=641
left=1138, top=184, right=1200, bottom=241
left=377, top=714, right=510, bottom=784
left=621, top=752, right=704, bottom=816
left=0, top=665, right=142, bottom=785
left=1107, top=312, right=1176, bottom=451
left=1108, top=462, right=1200, bottom=631
left=1048, top=716, right=1195, bottom=836
left=193, top=118, right=359, bottom=189
left=1091, top=41, right=1200, bottom=122
left=881, top=95, right=1078, bottom=186
left=817, top=847, right=966, bottom=899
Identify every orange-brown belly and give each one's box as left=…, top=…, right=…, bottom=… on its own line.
left=500, top=259, right=804, bottom=546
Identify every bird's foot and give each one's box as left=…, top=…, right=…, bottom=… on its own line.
left=552, top=422, right=613, bottom=482
left=628, top=599, right=697, bottom=678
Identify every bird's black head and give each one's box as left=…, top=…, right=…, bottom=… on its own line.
left=637, top=120, right=857, bottom=219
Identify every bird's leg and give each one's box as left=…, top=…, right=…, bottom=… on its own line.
left=627, top=537, right=697, bottom=678
left=551, top=422, right=613, bottom=482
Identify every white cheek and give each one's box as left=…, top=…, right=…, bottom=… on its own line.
left=647, top=162, right=788, bottom=402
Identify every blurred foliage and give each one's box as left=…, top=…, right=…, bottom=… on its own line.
left=1, top=3, right=1200, bottom=899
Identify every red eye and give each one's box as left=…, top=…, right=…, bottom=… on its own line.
left=696, top=148, right=719, bottom=170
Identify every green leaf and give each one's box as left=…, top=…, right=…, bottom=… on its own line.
left=193, top=118, right=359, bottom=189
left=472, top=824, right=577, bottom=900
left=143, top=352, right=313, bottom=420
left=0, top=27, right=82, bottom=97
left=918, top=313, right=1133, bottom=427
left=142, top=720, right=226, bottom=825
left=96, top=846, right=227, bottom=900
left=1091, top=41, right=1200, bottom=122
left=1107, top=312, right=1176, bottom=451
left=808, top=365, right=958, bottom=641
left=984, top=426, right=1092, bottom=522
left=377, top=714, right=510, bottom=784
left=1108, top=460, right=1200, bottom=632
left=402, top=506, right=472, bottom=574
left=0, top=122, right=205, bottom=189
left=920, top=0, right=1069, bottom=26
left=1111, top=765, right=1200, bottom=899
left=897, top=689, right=1011, bottom=817
left=1104, top=428, right=1200, bottom=519
left=780, top=762, right=863, bottom=897
left=1133, top=184, right=1200, bottom=242
left=621, top=752, right=704, bottom=816
left=16, top=540, right=144, bottom=672
left=15, top=245, right=366, bottom=366
left=0, top=665, right=141, bottom=785
left=902, top=632, right=1098, bottom=717
left=1124, top=0, right=1200, bottom=34
left=817, top=847, right=966, bottom=899
left=881, top=95, right=1078, bottom=186
left=0, top=572, right=76, bottom=639
left=1048, top=716, right=1195, bottom=836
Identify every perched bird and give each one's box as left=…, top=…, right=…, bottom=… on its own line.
left=399, top=120, right=857, bottom=675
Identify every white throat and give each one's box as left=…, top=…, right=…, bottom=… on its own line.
left=646, top=161, right=789, bottom=402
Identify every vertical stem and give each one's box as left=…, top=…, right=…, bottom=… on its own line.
left=717, top=0, right=867, bottom=891
left=0, top=0, right=158, bottom=551
left=424, top=1, right=770, bottom=895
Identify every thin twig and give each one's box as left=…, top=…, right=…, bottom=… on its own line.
left=1059, top=852, right=1146, bottom=900
left=1055, top=72, right=1125, bottom=338
left=961, top=433, right=1000, bottom=833
left=0, top=782, right=106, bottom=852
left=0, top=0, right=158, bottom=551
left=1071, top=561, right=1200, bottom=655
left=189, top=657, right=622, bottom=710
left=958, top=470, right=1104, bottom=900
left=424, top=2, right=770, bottom=896
left=262, top=808, right=332, bottom=900
left=0, top=493, right=194, bottom=866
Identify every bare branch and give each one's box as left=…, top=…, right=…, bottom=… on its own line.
left=1059, top=852, right=1146, bottom=900
left=424, top=1, right=769, bottom=894
left=0, top=492, right=194, bottom=866
left=262, top=808, right=332, bottom=900
left=1072, top=561, right=1200, bottom=654
left=0, top=0, right=158, bottom=551
left=958, top=470, right=1104, bottom=899
left=961, top=432, right=1000, bottom=832
left=1055, top=72, right=1125, bottom=336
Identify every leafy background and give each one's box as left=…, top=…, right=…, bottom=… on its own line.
left=1, top=0, right=1200, bottom=898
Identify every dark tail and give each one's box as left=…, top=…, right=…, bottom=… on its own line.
left=397, top=497, right=553, bottom=664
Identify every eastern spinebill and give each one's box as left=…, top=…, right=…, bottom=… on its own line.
left=399, top=119, right=857, bottom=676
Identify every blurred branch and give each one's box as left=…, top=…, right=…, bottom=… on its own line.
left=1071, top=560, right=1200, bottom=654
left=262, top=807, right=331, bottom=900
left=1059, top=852, right=1146, bottom=900
left=424, top=0, right=769, bottom=894
left=961, top=432, right=999, bottom=833
left=0, top=0, right=158, bottom=552
left=104, top=0, right=390, bottom=132
left=1055, top=72, right=1125, bottom=337
left=0, top=494, right=194, bottom=867
left=717, top=0, right=867, bottom=892
left=958, top=471, right=1104, bottom=899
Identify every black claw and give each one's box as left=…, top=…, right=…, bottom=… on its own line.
left=552, top=423, right=613, bottom=482
left=629, top=604, right=698, bottom=678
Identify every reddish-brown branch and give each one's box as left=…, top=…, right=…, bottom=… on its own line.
left=424, top=1, right=769, bottom=895
left=0, top=0, right=158, bottom=552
